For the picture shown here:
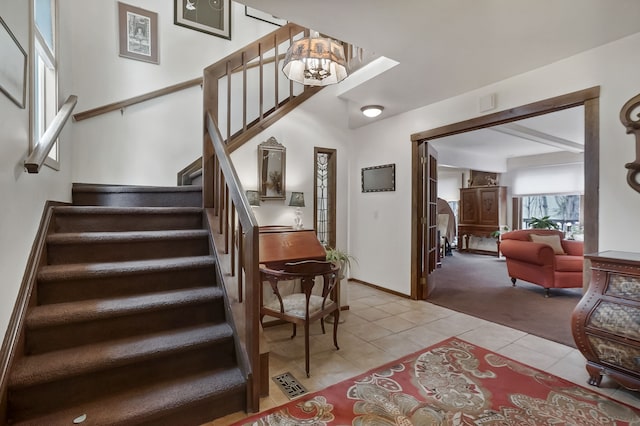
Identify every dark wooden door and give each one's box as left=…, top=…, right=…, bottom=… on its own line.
left=416, top=143, right=438, bottom=300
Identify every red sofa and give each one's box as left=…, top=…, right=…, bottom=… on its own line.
left=499, top=229, right=584, bottom=297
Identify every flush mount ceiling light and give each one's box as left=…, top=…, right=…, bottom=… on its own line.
left=361, top=105, right=384, bottom=118
left=282, top=31, right=348, bottom=87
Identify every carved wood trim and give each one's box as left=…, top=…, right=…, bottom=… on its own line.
left=619, top=93, right=640, bottom=193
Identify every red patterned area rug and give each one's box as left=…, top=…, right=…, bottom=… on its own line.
left=232, top=337, right=639, bottom=425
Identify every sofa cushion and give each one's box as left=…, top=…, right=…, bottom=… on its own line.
left=530, top=233, right=566, bottom=255
left=555, top=255, right=583, bottom=272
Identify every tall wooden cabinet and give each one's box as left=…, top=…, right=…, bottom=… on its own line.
left=458, top=186, right=507, bottom=254
left=572, top=251, right=640, bottom=391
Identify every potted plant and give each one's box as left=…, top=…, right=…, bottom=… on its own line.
left=490, top=225, right=510, bottom=239
left=325, top=247, right=357, bottom=280
left=529, top=216, right=559, bottom=229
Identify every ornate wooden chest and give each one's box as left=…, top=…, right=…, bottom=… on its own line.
left=572, top=251, right=640, bottom=390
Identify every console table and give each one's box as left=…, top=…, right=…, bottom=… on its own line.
left=571, top=251, right=640, bottom=391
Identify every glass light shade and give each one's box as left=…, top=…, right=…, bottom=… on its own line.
left=289, top=192, right=305, bottom=229
left=288, top=192, right=305, bottom=207
left=246, top=190, right=260, bottom=206
left=282, top=36, right=348, bottom=86
left=361, top=105, right=384, bottom=118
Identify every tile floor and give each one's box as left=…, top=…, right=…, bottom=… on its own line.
left=211, top=281, right=640, bottom=425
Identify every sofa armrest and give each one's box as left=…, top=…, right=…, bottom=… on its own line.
left=500, top=239, right=556, bottom=266
left=562, top=239, right=584, bottom=256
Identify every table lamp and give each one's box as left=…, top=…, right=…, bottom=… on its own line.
left=289, top=192, right=305, bottom=229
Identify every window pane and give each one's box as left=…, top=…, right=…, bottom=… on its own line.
left=34, top=55, right=45, bottom=138
left=35, top=0, right=54, bottom=51
left=316, top=152, right=330, bottom=246
left=522, top=194, right=581, bottom=234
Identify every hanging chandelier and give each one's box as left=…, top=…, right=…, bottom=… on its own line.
left=282, top=31, right=348, bottom=86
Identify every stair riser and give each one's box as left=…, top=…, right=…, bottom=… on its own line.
left=26, top=303, right=224, bottom=354
left=8, top=346, right=236, bottom=423
left=47, top=237, right=210, bottom=265
left=72, top=191, right=202, bottom=208
left=54, top=212, right=203, bottom=233
left=38, top=265, right=217, bottom=304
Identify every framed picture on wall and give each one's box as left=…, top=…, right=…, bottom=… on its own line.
left=174, top=0, right=231, bottom=40
left=469, top=170, right=498, bottom=187
left=0, top=16, right=27, bottom=108
left=118, top=2, right=159, bottom=64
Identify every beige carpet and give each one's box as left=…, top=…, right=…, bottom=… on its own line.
left=428, top=252, right=582, bottom=347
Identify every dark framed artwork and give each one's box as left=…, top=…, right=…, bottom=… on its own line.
left=469, top=170, right=498, bottom=187
left=0, top=16, right=27, bottom=108
left=245, top=6, right=287, bottom=26
left=362, top=164, right=396, bottom=193
left=118, top=2, right=159, bottom=64
left=175, top=0, right=231, bottom=40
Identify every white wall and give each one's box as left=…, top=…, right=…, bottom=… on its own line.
left=437, top=169, right=463, bottom=201
left=349, top=32, right=640, bottom=296
left=61, top=0, right=281, bottom=186
left=0, top=2, right=74, bottom=338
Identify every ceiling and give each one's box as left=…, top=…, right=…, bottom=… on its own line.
left=431, top=106, right=585, bottom=170
left=237, top=1, right=640, bottom=161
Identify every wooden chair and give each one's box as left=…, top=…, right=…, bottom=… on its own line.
left=259, top=260, right=341, bottom=377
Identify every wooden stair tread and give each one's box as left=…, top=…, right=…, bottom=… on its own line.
left=5, top=187, right=245, bottom=424
left=47, top=229, right=209, bottom=244
left=10, top=323, right=232, bottom=389
left=26, top=287, right=222, bottom=328
left=72, top=184, right=203, bottom=193
left=38, top=256, right=216, bottom=281
left=11, top=367, right=245, bottom=426
left=53, top=205, right=203, bottom=214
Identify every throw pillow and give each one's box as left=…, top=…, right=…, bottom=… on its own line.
left=530, top=234, right=566, bottom=255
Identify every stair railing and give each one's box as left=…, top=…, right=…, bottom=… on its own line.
left=24, top=95, right=78, bottom=173
left=204, top=112, right=261, bottom=411
left=203, top=23, right=321, bottom=153
left=201, top=25, right=316, bottom=408
left=200, top=23, right=372, bottom=411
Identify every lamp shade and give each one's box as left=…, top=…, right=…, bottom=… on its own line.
left=246, top=190, right=260, bottom=206
left=288, top=192, right=305, bottom=207
left=282, top=35, right=348, bottom=86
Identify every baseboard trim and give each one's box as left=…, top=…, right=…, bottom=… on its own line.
left=348, top=278, right=411, bottom=299
left=0, top=200, right=67, bottom=421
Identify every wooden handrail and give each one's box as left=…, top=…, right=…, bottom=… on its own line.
left=205, top=112, right=261, bottom=411
left=72, top=78, right=202, bottom=122
left=24, top=95, right=78, bottom=173
left=71, top=55, right=288, bottom=124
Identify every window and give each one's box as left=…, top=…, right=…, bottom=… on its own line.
left=314, top=148, right=336, bottom=248
left=522, top=194, right=582, bottom=236
left=32, top=0, right=59, bottom=167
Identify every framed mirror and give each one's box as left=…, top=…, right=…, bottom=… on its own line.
left=258, top=137, right=286, bottom=200
left=362, top=163, right=395, bottom=192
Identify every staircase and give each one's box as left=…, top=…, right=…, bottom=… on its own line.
left=5, top=185, right=246, bottom=425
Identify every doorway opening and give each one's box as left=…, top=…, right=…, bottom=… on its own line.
left=410, top=87, right=600, bottom=300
